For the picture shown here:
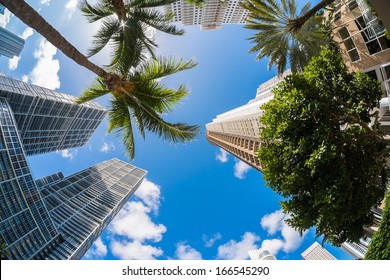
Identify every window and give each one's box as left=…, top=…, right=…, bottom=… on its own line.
left=338, top=27, right=360, bottom=62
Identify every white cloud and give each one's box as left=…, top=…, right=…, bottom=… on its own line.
left=8, top=28, right=34, bottom=71
left=109, top=201, right=166, bottom=243
left=56, top=149, right=77, bottom=160
left=21, top=27, right=34, bottom=40
left=0, top=9, right=12, bottom=28
left=100, top=141, right=115, bottom=153
left=260, top=209, right=285, bottom=235
left=175, top=242, right=202, bottom=260
left=259, top=209, right=308, bottom=256
left=40, top=0, right=51, bottom=5
left=65, top=0, right=79, bottom=18
left=202, top=233, right=222, bottom=248
left=22, top=75, right=29, bottom=83
left=234, top=159, right=251, bottom=179
left=134, top=179, right=161, bottom=214
left=217, top=232, right=260, bottom=260
left=216, top=148, right=229, bottom=163
left=8, top=57, right=20, bottom=71
left=83, top=238, right=107, bottom=259
left=28, top=39, right=60, bottom=90
left=111, top=240, right=163, bottom=260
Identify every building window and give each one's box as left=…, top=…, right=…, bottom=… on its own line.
left=338, top=27, right=360, bottom=62
left=354, top=13, right=390, bottom=54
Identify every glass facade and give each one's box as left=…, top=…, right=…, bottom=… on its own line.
left=0, top=76, right=106, bottom=156
left=39, top=159, right=147, bottom=260
left=0, top=98, right=60, bottom=260
left=0, top=26, right=24, bottom=58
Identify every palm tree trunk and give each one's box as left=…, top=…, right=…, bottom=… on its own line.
left=0, top=0, right=109, bottom=80
left=110, top=0, right=127, bottom=21
left=288, top=0, right=334, bottom=32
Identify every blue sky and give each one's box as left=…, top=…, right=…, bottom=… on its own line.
left=0, top=0, right=353, bottom=260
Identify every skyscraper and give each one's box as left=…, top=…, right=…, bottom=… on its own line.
left=0, top=26, right=24, bottom=58
left=0, top=76, right=147, bottom=260
left=248, top=249, right=276, bottom=260
left=37, top=158, right=147, bottom=260
left=205, top=70, right=290, bottom=170
left=164, top=0, right=248, bottom=30
left=0, top=97, right=61, bottom=259
left=301, top=242, right=336, bottom=260
left=0, top=75, right=106, bottom=156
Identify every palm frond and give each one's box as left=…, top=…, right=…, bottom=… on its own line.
left=87, top=18, right=120, bottom=57
left=108, top=97, right=135, bottom=159
left=137, top=57, right=198, bottom=81
left=76, top=78, right=110, bottom=104
left=80, top=0, right=114, bottom=23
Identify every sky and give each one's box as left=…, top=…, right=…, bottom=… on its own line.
left=0, top=0, right=353, bottom=260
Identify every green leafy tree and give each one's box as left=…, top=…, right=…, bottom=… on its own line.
left=242, top=0, right=331, bottom=74
left=365, top=190, right=390, bottom=260
left=0, top=0, right=199, bottom=159
left=81, top=0, right=184, bottom=69
left=258, top=49, right=389, bottom=246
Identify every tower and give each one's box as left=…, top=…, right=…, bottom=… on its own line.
left=0, top=76, right=147, bottom=260
left=0, top=75, right=106, bottom=156
left=164, top=0, right=249, bottom=30
left=301, top=242, right=336, bottom=260
left=205, top=70, right=290, bottom=170
left=248, top=249, right=276, bottom=260
left=0, top=26, right=24, bottom=58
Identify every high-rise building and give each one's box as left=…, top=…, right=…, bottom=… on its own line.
left=164, top=0, right=249, bottom=30
left=330, top=0, right=390, bottom=133
left=38, top=158, right=147, bottom=260
left=0, top=75, right=146, bottom=260
left=301, top=242, right=337, bottom=260
left=341, top=237, right=371, bottom=260
left=0, top=97, right=61, bottom=260
left=248, top=249, right=276, bottom=260
left=205, top=70, right=290, bottom=170
left=0, top=26, right=24, bottom=58
left=0, top=75, right=106, bottom=156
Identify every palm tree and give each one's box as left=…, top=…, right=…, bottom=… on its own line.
left=287, top=0, right=334, bottom=32
left=242, top=0, right=330, bottom=74
left=0, top=0, right=199, bottom=159
left=81, top=0, right=184, bottom=69
left=77, top=57, right=199, bottom=159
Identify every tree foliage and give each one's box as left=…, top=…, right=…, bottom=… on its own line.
left=242, top=0, right=331, bottom=74
left=365, top=190, right=390, bottom=260
left=258, top=49, right=389, bottom=246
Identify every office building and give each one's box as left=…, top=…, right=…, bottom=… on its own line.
left=0, top=75, right=146, bottom=259
left=0, top=26, right=24, bottom=58
left=341, top=237, right=371, bottom=260
left=205, top=70, right=290, bottom=170
left=248, top=249, right=276, bottom=260
left=330, top=0, right=390, bottom=133
left=301, top=242, right=336, bottom=260
left=164, top=0, right=249, bottom=30
left=38, top=158, right=147, bottom=260
left=0, top=97, right=61, bottom=260
left=0, top=75, right=106, bottom=156
left=0, top=4, right=5, bottom=15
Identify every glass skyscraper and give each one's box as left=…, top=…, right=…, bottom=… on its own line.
left=0, top=77, right=147, bottom=259
left=0, top=75, right=106, bottom=156
left=0, top=26, right=24, bottom=58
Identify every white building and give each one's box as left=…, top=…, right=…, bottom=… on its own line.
left=205, top=70, right=290, bottom=170
left=301, top=242, right=337, bottom=260
left=248, top=249, right=277, bottom=260
left=164, top=0, right=249, bottom=30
